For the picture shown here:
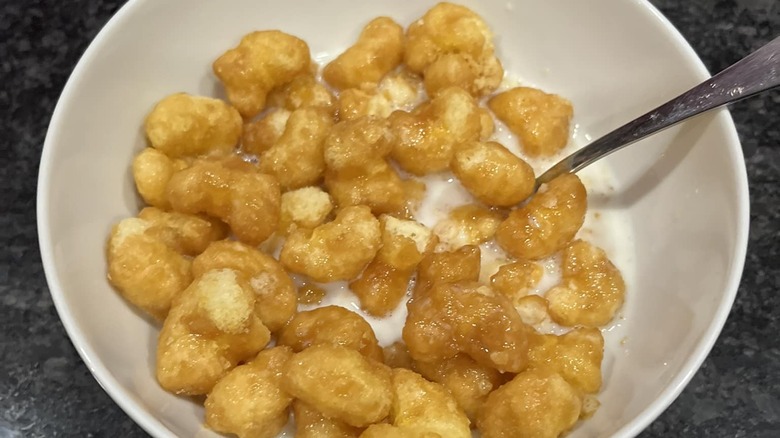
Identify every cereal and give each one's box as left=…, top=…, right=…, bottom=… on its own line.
left=405, top=3, right=503, bottom=97
left=377, top=216, right=435, bottom=269
left=325, top=160, right=411, bottom=216
left=360, top=369, right=472, bottom=438
left=488, top=87, right=574, bottom=157
left=349, top=258, right=412, bottom=317
left=241, top=108, right=291, bottom=156
left=137, top=207, right=227, bottom=256
left=278, top=306, right=384, bottom=361
left=401, top=179, right=428, bottom=217
left=580, top=395, right=601, bottom=419
left=389, top=368, right=471, bottom=438
left=167, top=158, right=281, bottom=246
left=282, top=344, right=393, bottom=427
left=383, top=342, right=414, bottom=370
left=324, top=117, right=392, bottom=173
left=413, top=354, right=506, bottom=421
left=477, top=369, right=582, bottom=438
left=351, top=216, right=433, bottom=316
left=337, top=72, right=421, bottom=121
left=545, top=239, right=625, bottom=327
left=433, top=204, right=503, bottom=249
left=280, top=205, right=381, bottom=282
left=414, top=245, right=481, bottom=296
left=204, top=346, right=294, bottom=438
left=297, top=281, right=326, bottom=305
left=258, top=107, right=334, bottom=191
left=132, top=147, right=189, bottom=209
left=404, top=281, right=529, bottom=373
left=214, top=30, right=311, bottom=118
left=324, top=17, right=405, bottom=90
left=293, top=400, right=362, bottom=438
left=110, top=6, right=630, bottom=436
left=267, top=74, right=336, bottom=114
left=279, top=186, right=334, bottom=235
left=156, top=269, right=271, bottom=395
left=496, top=174, right=587, bottom=260
left=478, top=107, right=495, bottom=139
left=192, top=240, right=297, bottom=333
left=359, top=424, right=418, bottom=438
left=527, top=327, right=604, bottom=394
left=107, top=217, right=192, bottom=320
left=388, top=87, right=484, bottom=175
left=515, top=295, right=551, bottom=326
left=451, top=141, right=536, bottom=206
left=323, top=117, right=417, bottom=215
left=144, top=93, right=242, bottom=159
left=490, top=259, right=544, bottom=305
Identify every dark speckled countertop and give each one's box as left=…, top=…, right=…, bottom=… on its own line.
left=1, top=0, right=778, bottom=436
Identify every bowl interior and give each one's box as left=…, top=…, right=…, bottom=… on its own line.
left=38, top=0, right=748, bottom=437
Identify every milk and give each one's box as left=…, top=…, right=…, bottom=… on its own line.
left=291, top=87, right=636, bottom=347
left=273, top=68, right=637, bottom=437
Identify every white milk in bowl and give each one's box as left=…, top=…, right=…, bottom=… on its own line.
left=278, top=72, right=637, bottom=437
left=296, top=74, right=636, bottom=360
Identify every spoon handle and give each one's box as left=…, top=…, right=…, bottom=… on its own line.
left=536, top=35, right=780, bottom=187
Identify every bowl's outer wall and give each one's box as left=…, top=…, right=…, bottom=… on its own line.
left=38, top=0, right=748, bottom=437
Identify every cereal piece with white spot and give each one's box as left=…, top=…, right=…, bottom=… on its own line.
left=405, top=3, right=504, bottom=97
left=192, top=240, right=297, bottom=332
left=433, top=204, right=503, bottom=249
left=156, top=269, right=271, bottom=395
left=267, top=74, right=336, bottom=114
left=241, top=109, right=291, bottom=156
left=280, top=205, right=381, bottom=282
left=338, top=73, right=421, bottom=121
left=490, top=260, right=544, bottom=305
left=389, top=87, right=483, bottom=175
left=279, top=186, right=334, bottom=235
left=107, top=217, right=192, bottom=320
left=351, top=216, right=433, bottom=316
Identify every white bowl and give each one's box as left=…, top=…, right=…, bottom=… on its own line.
left=37, top=0, right=749, bottom=436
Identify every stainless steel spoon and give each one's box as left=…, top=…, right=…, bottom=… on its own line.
left=534, top=35, right=780, bottom=191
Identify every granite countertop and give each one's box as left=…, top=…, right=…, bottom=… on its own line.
left=1, top=0, right=778, bottom=436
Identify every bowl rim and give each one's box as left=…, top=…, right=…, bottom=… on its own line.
left=36, top=0, right=750, bottom=437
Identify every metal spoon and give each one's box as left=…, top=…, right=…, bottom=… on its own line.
left=534, top=35, right=780, bottom=191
